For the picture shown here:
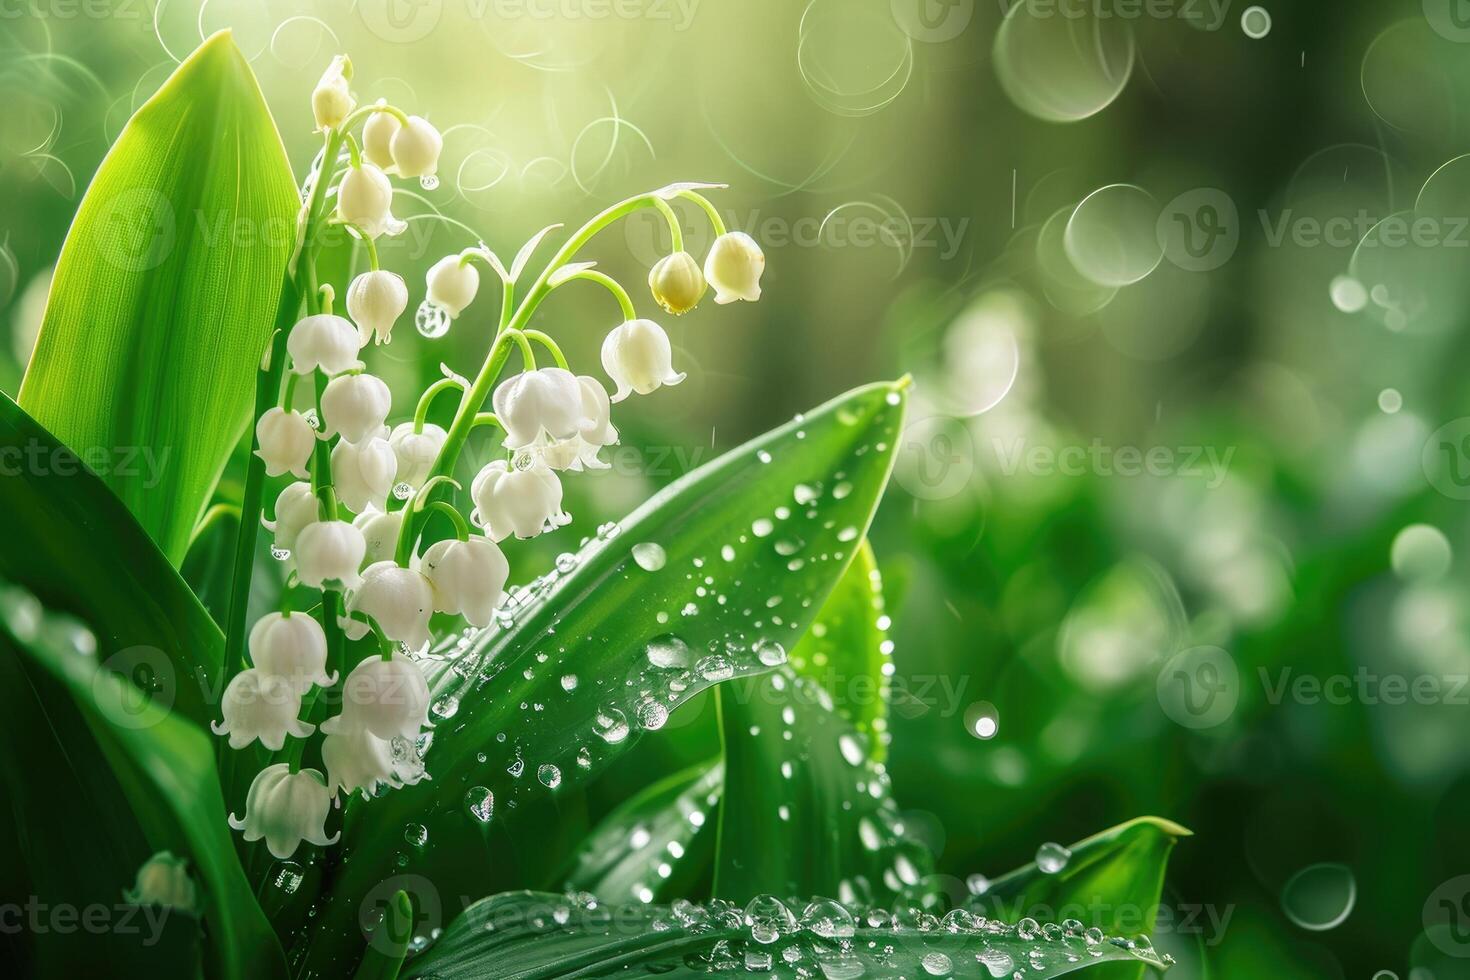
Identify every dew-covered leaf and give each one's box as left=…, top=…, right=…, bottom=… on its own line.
left=17, top=31, right=298, bottom=565
left=298, top=380, right=908, bottom=973
left=403, top=891, right=1172, bottom=978
left=970, top=817, right=1192, bottom=980
left=0, top=580, right=284, bottom=979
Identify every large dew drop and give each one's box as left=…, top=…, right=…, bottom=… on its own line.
left=1035, top=841, right=1072, bottom=874
left=465, top=786, right=494, bottom=823
left=415, top=300, right=451, bottom=339
left=632, top=542, right=667, bottom=571
left=594, top=706, right=631, bottom=744
left=1281, top=863, right=1356, bottom=931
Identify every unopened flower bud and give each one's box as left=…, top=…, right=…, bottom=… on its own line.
left=288, top=313, right=363, bottom=376
left=649, top=251, right=707, bottom=315
left=336, top=163, right=405, bottom=239
left=228, top=764, right=337, bottom=859
left=426, top=254, right=480, bottom=317
left=601, top=319, right=685, bottom=402
left=362, top=104, right=400, bottom=170
left=321, top=373, right=392, bottom=444
left=330, top=436, right=397, bottom=513
left=347, top=269, right=408, bottom=346
left=422, top=535, right=509, bottom=628
left=295, top=520, right=367, bottom=590
left=343, top=564, right=435, bottom=654
left=390, top=115, right=443, bottom=178
left=255, top=408, right=314, bottom=479
left=388, top=422, right=446, bottom=488
left=311, top=55, right=354, bottom=132
left=470, top=460, right=570, bottom=542
left=249, top=612, right=336, bottom=691
left=354, top=508, right=405, bottom=564
left=704, top=231, right=765, bottom=304
left=124, top=852, right=198, bottom=914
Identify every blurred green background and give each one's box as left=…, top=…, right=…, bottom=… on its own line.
left=6, top=0, right=1470, bottom=976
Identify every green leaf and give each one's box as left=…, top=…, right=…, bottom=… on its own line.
left=18, top=30, right=298, bottom=566
left=299, top=380, right=909, bottom=974
left=404, top=891, right=1173, bottom=978
left=0, top=392, right=224, bottom=728
left=0, top=580, right=285, bottom=980
left=972, top=817, right=1192, bottom=980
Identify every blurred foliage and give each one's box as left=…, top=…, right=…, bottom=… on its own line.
left=5, top=0, right=1470, bottom=976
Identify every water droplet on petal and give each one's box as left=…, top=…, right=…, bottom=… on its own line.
left=416, top=300, right=451, bottom=339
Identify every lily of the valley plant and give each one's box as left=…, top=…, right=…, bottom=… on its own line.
left=220, top=53, right=766, bottom=859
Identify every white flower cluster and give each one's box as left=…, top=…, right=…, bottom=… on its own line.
left=225, top=54, right=767, bottom=860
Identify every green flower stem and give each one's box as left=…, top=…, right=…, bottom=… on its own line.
left=390, top=191, right=672, bottom=564
left=508, top=328, right=537, bottom=371
left=678, top=190, right=728, bottom=237
left=222, top=126, right=346, bottom=694
left=470, top=412, right=503, bottom=433
left=521, top=329, right=568, bottom=369
left=414, top=377, right=466, bottom=430
left=338, top=221, right=379, bottom=270
left=342, top=102, right=410, bottom=131
left=282, top=369, right=301, bottom=411
left=559, top=269, right=636, bottom=322
left=343, top=133, right=362, bottom=170
left=424, top=500, right=470, bottom=542
left=652, top=196, right=684, bottom=252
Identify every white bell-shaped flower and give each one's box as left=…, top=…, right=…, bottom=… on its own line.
left=362, top=105, right=400, bottom=170
left=354, top=508, right=405, bottom=565
left=426, top=254, right=480, bottom=318
left=325, top=651, right=431, bottom=739
left=470, top=460, right=571, bottom=542
left=537, top=375, right=618, bottom=472
left=311, top=55, right=354, bottom=131
left=346, top=269, right=408, bottom=346
left=492, top=367, right=584, bottom=451
left=248, top=612, right=336, bottom=691
left=321, top=373, right=392, bottom=444
left=295, top=520, right=367, bottom=590
left=336, top=163, right=405, bottom=239
left=390, top=115, right=443, bottom=178
left=228, top=764, right=338, bottom=860
left=320, top=727, right=400, bottom=799
left=422, top=536, right=509, bottom=627
left=288, top=313, right=363, bottom=376
left=704, top=231, right=765, bottom=304
left=254, top=408, right=315, bottom=479
left=649, top=251, right=707, bottom=315
left=263, top=482, right=319, bottom=551
left=389, top=422, right=446, bottom=488
left=331, top=436, right=397, bottom=513
left=601, top=319, right=686, bottom=402
left=344, top=562, right=435, bottom=651
left=124, top=852, right=198, bottom=913
left=211, top=668, right=314, bottom=751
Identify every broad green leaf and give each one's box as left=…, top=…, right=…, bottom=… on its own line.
left=0, top=392, right=224, bottom=728
left=298, top=380, right=908, bottom=974
left=970, top=817, right=1192, bottom=980
left=0, top=580, right=285, bottom=980
left=18, top=30, right=298, bottom=566
left=563, top=761, right=722, bottom=904
left=404, top=891, right=1172, bottom=978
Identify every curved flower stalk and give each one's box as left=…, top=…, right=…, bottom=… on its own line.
left=219, top=53, right=766, bottom=859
